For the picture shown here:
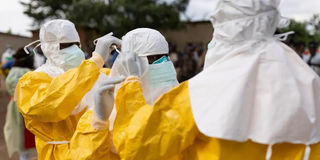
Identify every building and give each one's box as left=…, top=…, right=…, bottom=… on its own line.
left=0, top=32, right=32, bottom=93
left=29, top=21, right=214, bottom=55
left=161, top=21, right=213, bottom=52
left=0, top=32, right=32, bottom=58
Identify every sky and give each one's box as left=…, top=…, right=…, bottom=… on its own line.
left=0, top=0, right=320, bottom=37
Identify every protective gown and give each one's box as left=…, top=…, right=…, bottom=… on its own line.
left=16, top=59, right=104, bottom=159
left=114, top=79, right=320, bottom=160
left=15, top=19, right=109, bottom=160
left=69, top=28, right=180, bottom=160
left=112, top=0, right=320, bottom=159
left=68, top=67, right=120, bottom=160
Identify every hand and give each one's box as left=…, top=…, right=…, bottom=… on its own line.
left=93, top=76, right=125, bottom=121
left=94, top=33, right=121, bottom=61
left=118, top=53, right=143, bottom=77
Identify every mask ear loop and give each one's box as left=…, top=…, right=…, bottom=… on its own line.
left=24, top=40, right=40, bottom=54
left=33, top=43, right=41, bottom=55
left=274, top=31, right=295, bottom=41
left=112, top=45, right=121, bottom=54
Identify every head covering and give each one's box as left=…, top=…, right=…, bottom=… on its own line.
left=189, top=0, right=320, bottom=146
left=109, top=28, right=178, bottom=130
left=35, top=19, right=80, bottom=77
left=111, top=28, right=176, bottom=104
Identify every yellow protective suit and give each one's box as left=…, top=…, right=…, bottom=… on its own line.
left=16, top=56, right=104, bottom=160
left=113, top=78, right=320, bottom=160
left=69, top=67, right=120, bottom=160
left=69, top=110, right=120, bottom=160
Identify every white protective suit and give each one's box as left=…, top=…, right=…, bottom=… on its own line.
left=189, top=0, right=320, bottom=151
left=109, top=1, right=320, bottom=159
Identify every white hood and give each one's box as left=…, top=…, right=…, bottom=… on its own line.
left=189, top=0, right=320, bottom=146
left=109, top=28, right=179, bottom=130
left=35, top=19, right=81, bottom=77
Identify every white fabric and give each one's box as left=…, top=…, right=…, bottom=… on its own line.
left=121, top=28, right=169, bottom=57
left=33, top=53, right=46, bottom=69
left=189, top=0, right=320, bottom=145
left=83, top=72, right=110, bottom=111
left=34, top=19, right=80, bottom=78
left=304, top=145, right=311, bottom=160
left=110, top=28, right=177, bottom=105
left=47, top=141, right=70, bottom=144
left=109, top=28, right=178, bottom=130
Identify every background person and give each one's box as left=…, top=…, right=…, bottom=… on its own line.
left=4, top=48, right=36, bottom=160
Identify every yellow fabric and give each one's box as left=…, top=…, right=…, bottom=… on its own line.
left=113, top=80, right=320, bottom=160
left=100, top=68, right=111, bottom=76
left=70, top=110, right=120, bottom=160
left=271, top=143, right=305, bottom=160
left=69, top=68, right=119, bottom=160
left=16, top=60, right=101, bottom=160
left=113, top=80, right=198, bottom=160
left=310, top=143, right=320, bottom=160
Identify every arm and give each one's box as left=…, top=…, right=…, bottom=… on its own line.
left=16, top=54, right=104, bottom=122
left=113, top=78, right=198, bottom=160
left=70, top=110, right=120, bottom=159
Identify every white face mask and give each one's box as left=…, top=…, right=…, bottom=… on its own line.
left=60, top=45, right=85, bottom=71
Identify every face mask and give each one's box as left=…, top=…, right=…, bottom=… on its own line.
left=152, top=56, right=169, bottom=64
left=60, top=45, right=85, bottom=71
left=147, top=60, right=177, bottom=89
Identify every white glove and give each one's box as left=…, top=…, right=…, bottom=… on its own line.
left=93, top=77, right=125, bottom=121
left=118, top=53, right=143, bottom=77
left=94, top=33, right=121, bottom=61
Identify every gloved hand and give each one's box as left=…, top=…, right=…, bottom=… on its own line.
left=94, top=33, right=122, bottom=61
left=118, top=53, right=143, bottom=77
left=93, top=76, right=125, bottom=121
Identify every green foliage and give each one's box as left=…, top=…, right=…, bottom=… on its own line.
left=278, top=15, right=320, bottom=45
left=20, top=0, right=189, bottom=37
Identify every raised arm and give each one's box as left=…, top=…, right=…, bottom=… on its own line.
left=16, top=54, right=104, bottom=122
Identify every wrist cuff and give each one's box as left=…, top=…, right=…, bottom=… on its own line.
left=91, top=115, right=109, bottom=130
left=90, top=52, right=104, bottom=68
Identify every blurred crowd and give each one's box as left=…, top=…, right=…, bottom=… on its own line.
left=293, top=41, right=320, bottom=75
left=168, top=43, right=205, bottom=82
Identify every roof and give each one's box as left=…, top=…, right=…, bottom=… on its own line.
left=0, top=32, right=32, bottom=39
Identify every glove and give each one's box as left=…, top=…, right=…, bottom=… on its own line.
left=94, top=33, right=121, bottom=61
left=118, top=53, right=143, bottom=77
left=93, top=76, right=125, bottom=121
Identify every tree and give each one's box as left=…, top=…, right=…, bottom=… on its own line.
left=278, top=15, right=320, bottom=46
left=20, top=0, right=189, bottom=37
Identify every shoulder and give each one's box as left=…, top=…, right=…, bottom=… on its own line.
left=18, top=71, right=52, bottom=87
